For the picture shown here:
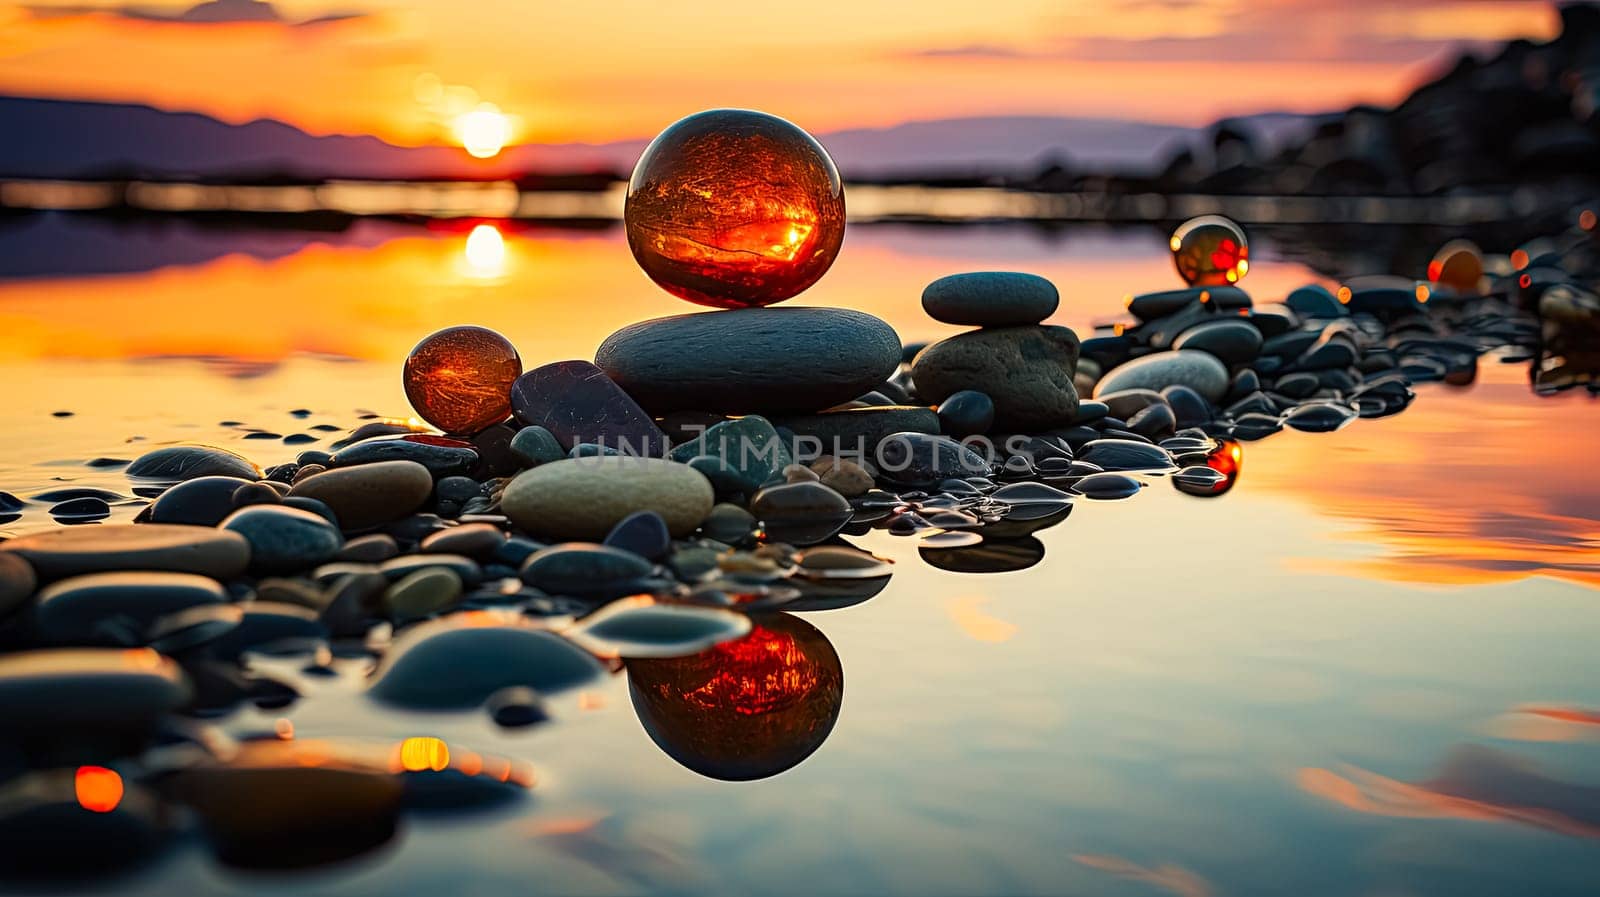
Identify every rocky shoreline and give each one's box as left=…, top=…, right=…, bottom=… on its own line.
left=0, top=203, right=1596, bottom=876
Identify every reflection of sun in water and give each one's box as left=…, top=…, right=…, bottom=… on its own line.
left=463, top=223, right=507, bottom=278
left=455, top=103, right=512, bottom=159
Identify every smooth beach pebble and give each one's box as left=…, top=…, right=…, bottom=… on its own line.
left=34, top=571, right=225, bottom=645
left=520, top=543, right=653, bottom=599
left=335, top=533, right=401, bottom=563
left=808, top=456, right=875, bottom=497
left=1094, top=350, right=1230, bottom=403
left=1072, top=472, right=1144, bottom=500
left=126, top=445, right=260, bottom=483
left=936, top=390, right=996, bottom=437
left=221, top=505, right=345, bottom=575
left=595, top=307, right=902, bottom=415
left=1172, top=318, right=1264, bottom=364
left=911, top=326, right=1081, bottom=430
left=0, top=647, right=190, bottom=729
left=0, top=525, right=251, bottom=581
left=419, top=523, right=505, bottom=559
left=147, top=476, right=255, bottom=526
left=566, top=597, right=751, bottom=659
left=602, top=511, right=673, bottom=561
left=1076, top=439, right=1177, bottom=472
left=510, top=360, right=669, bottom=455
left=383, top=567, right=463, bottom=619
left=501, top=456, right=714, bottom=540
left=0, top=552, right=38, bottom=616
left=668, top=416, right=793, bottom=494
left=921, top=272, right=1060, bottom=326
left=508, top=425, right=565, bottom=467
left=289, top=460, right=434, bottom=531
left=368, top=618, right=605, bottom=709
left=330, top=435, right=478, bottom=479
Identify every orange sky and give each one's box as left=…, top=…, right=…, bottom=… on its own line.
left=0, top=0, right=1562, bottom=146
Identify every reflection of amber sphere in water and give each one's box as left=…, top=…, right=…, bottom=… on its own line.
left=625, top=109, right=846, bottom=309
left=1170, top=215, right=1249, bottom=286
left=1427, top=240, right=1485, bottom=294
left=625, top=613, right=842, bottom=781
left=402, top=326, right=521, bottom=435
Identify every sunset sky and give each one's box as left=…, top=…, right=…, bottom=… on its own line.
left=0, top=0, right=1563, bottom=147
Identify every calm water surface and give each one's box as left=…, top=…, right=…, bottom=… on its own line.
left=1, top=216, right=1597, bottom=897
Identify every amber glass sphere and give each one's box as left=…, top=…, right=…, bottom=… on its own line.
left=1170, top=215, right=1249, bottom=286
left=625, top=613, right=842, bottom=781
left=625, top=109, right=846, bottom=309
left=1427, top=240, right=1485, bottom=294
left=402, top=326, right=521, bottom=435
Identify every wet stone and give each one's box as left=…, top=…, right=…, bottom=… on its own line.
left=1076, top=439, right=1177, bottom=473
left=1095, top=350, right=1229, bottom=403
left=379, top=554, right=483, bottom=588
left=603, top=511, right=673, bottom=561
left=222, top=505, right=344, bottom=575
left=1173, top=466, right=1230, bottom=496
left=596, top=308, right=902, bottom=415
left=34, top=571, right=226, bottom=645
left=1072, top=472, right=1143, bottom=500
left=0, top=647, right=190, bottom=730
left=567, top=598, right=751, bottom=659
left=146, top=603, right=244, bottom=654
left=1274, top=372, right=1321, bottom=398
left=384, top=568, right=463, bottom=620
left=921, top=271, right=1059, bottom=326
left=919, top=536, right=1044, bottom=574
left=127, top=445, right=260, bottom=483
left=1284, top=284, right=1347, bottom=319
left=49, top=497, right=110, bottom=522
left=1231, top=413, right=1284, bottom=441
left=911, top=326, right=1081, bottom=430
left=520, top=543, right=653, bottom=600
left=1127, top=403, right=1177, bottom=440
left=809, top=456, right=875, bottom=497
left=669, top=416, right=792, bottom=494
left=1173, top=318, right=1264, bottom=364
left=368, top=619, right=604, bottom=709
left=336, top=534, right=400, bottom=564
left=936, top=390, right=996, bottom=437
left=487, top=686, right=549, bottom=728
left=750, top=481, right=853, bottom=546
left=290, top=460, right=435, bottom=531
left=1284, top=402, right=1357, bottom=433
left=420, top=523, right=504, bottom=560
left=876, top=433, right=992, bottom=487
left=777, top=406, right=941, bottom=460
left=0, top=525, right=251, bottom=582
left=1160, top=385, right=1213, bottom=428
left=0, top=552, right=37, bottom=616
left=700, top=503, right=759, bottom=545
left=502, top=457, right=714, bottom=541
left=331, top=435, right=479, bottom=479
left=508, top=425, right=565, bottom=467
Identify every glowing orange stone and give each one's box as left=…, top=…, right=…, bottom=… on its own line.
left=624, top=109, right=846, bottom=309
left=1170, top=215, right=1249, bottom=286
left=402, top=326, right=521, bottom=435
left=75, top=765, right=123, bottom=813
left=625, top=613, right=842, bottom=781
left=1427, top=240, right=1485, bottom=294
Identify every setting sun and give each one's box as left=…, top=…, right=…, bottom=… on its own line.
left=455, top=104, right=513, bottom=159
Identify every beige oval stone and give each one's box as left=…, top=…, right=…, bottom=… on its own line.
left=289, top=460, right=433, bottom=531
left=501, top=456, right=713, bottom=540
left=0, top=525, right=250, bottom=582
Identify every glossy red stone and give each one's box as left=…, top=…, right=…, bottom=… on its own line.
left=625, top=109, right=846, bottom=309
left=402, top=326, right=521, bottom=435
left=625, top=613, right=842, bottom=781
left=1170, top=215, right=1249, bottom=287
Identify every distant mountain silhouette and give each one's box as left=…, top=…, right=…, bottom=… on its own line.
left=0, top=95, right=1321, bottom=182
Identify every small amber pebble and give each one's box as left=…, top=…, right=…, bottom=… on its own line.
left=1170, top=215, right=1249, bottom=287
left=402, top=326, right=521, bottom=435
